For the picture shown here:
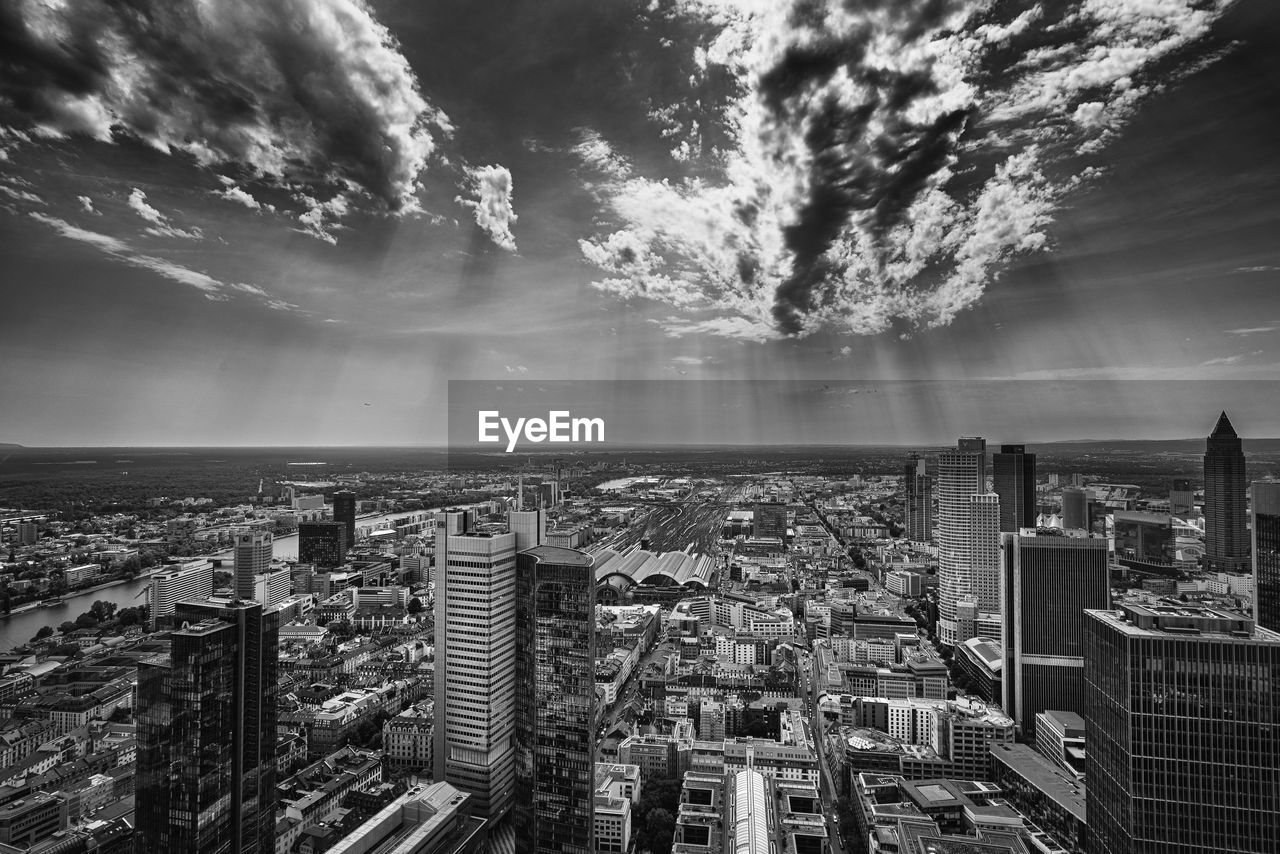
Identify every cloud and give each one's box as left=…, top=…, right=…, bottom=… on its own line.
left=28, top=212, right=298, bottom=311
left=77, top=195, right=99, bottom=215
left=457, top=165, right=517, bottom=251
left=670, top=355, right=704, bottom=366
left=503, top=364, right=529, bottom=374
left=127, top=189, right=202, bottom=239
left=1224, top=326, right=1277, bottom=336
left=580, top=0, right=1238, bottom=339
left=1200, top=352, right=1263, bottom=367
left=0, top=0, right=450, bottom=218
left=1233, top=265, right=1280, bottom=273
left=217, top=184, right=271, bottom=212
left=0, top=183, right=44, bottom=205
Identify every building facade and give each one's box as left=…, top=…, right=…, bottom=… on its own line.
left=993, top=444, right=1037, bottom=533
left=332, top=489, right=356, bottom=547
left=135, top=598, right=280, bottom=854
left=1083, top=602, right=1280, bottom=854
left=903, top=454, right=934, bottom=542
left=937, top=437, right=987, bottom=646
left=1203, top=411, right=1249, bottom=571
left=1001, top=530, right=1110, bottom=737
left=233, top=531, right=273, bottom=602
left=1251, top=480, right=1280, bottom=634
left=298, top=521, right=349, bottom=569
left=513, top=545, right=597, bottom=854
left=432, top=510, right=518, bottom=823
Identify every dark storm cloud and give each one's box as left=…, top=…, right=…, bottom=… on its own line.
left=0, top=0, right=449, bottom=211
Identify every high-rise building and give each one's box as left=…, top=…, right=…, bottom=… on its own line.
left=753, top=502, right=787, bottom=541
left=513, top=545, right=597, bottom=854
left=148, top=559, right=214, bottom=629
left=298, top=521, right=348, bottom=569
left=252, top=568, right=291, bottom=608
left=1001, top=530, right=1110, bottom=737
left=1204, top=411, right=1249, bottom=571
left=136, top=598, right=280, bottom=854
left=968, top=494, right=1002, bottom=614
left=993, top=444, right=1037, bottom=533
left=903, top=454, right=934, bottom=542
left=1252, top=481, right=1280, bottom=634
left=1061, top=487, right=1088, bottom=531
left=937, top=437, right=987, bottom=646
left=1168, top=478, right=1195, bottom=517
left=332, top=489, right=357, bottom=547
left=433, top=510, right=519, bottom=823
left=1112, top=511, right=1175, bottom=575
left=1084, top=602, right=1280, bottom=854
left=233, top=531, right=273, bottom=601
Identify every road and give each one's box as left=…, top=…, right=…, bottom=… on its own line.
left=801, top=648, right=848, bottom=854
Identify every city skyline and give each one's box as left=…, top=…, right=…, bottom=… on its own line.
left=1, top=0, right=1279, bottom=446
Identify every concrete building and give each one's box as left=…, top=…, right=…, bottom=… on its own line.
left=1251, top=480, right=1280, bottom=633
left=147, top=558, right=214, bottom=628
left=234, top=531, right=274, bottom=601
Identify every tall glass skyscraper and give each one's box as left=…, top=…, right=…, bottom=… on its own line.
left=332, top=489, right=357, bottom=546
left=135, top=598, right=280, bottom=854
left=903, top=454, right=934, bottom=542
left=1001, top=530, right=1110, bottom=737
left=993, top=444, right=1037, bottom=533
left=1204, top=411, right=1249, bottom=571
left=513, top=545, right=597, bottom=854
left=1084, top=602, right=1280, bottom=854
left=1252, top=480, right=1280, bottom=633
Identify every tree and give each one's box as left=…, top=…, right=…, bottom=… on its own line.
left=119, top=556, right=142, bottom=578
left=637, top=808, right=676, bottom=854
left=407, top=597, right=424, bottom=615
left=74, top=613, right=99, bottom=630
left=90, top=600, right=118, bottom=622
left=33, top=625, right=54, bottom=641
left=59, top=621, right=77, bottom=634
left=118, top=607, right=141, bottom=628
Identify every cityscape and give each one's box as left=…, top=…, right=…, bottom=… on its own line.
left=3, top=1, right=1280, bottom=854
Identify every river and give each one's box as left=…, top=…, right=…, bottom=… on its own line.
left=0, top=510, right=422, bottom=651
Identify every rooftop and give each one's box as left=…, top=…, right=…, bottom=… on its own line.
left=988, top=743, right=1086, bottom=823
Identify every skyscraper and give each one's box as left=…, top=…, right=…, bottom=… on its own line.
left=993, top=444, right=1037, bottom=533
left=136, top=598, right=280, bottom=854
left=1001, top=530, right=1110, bottom=737
left=233, top=530, right=272, bottom=601
left=1061, top=487, right=1088, bottom=531
left=1251, top=480, right=1280, bottom=633
left=1204, top=411, right=1248, bottom=571
left=298, top=521, right=348, bottom=568
left=1168, top=478, right=1195, bottom=517
left=968, top=493, right=1002, bottom=614
left=903, top=454, right=934, bottom=542
left=937, top=437, right=986, bottom=646
left=1084, top=602, right=1280, bottom=854
left=332, top=489, right=356, bottom=546
left=433, top=510, right=519, bottom=823
left=513, top=545, right=597, bottom=854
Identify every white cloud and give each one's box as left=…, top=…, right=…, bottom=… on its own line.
left=217, top=185, right=271, bottom=212
left=78, top=195, right=99, bottom=215
left=1224, top=326, right=1277, bottom=336
left=578, top=0, right=1238, bottom=340
left=127, top=188, right=202, bottom=239
left=457, top=165, right=517, bottom=251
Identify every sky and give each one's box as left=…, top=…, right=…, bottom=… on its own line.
left=2, top=0, right=1280, bottom=446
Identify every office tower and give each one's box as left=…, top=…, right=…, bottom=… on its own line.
left=513, top=546, right=597, bottom=854
left=233, top=531, right=273, bottom=601
left=754, top=502, right=787, bottom=541
left=252, top=568, right=290, bottom=608
left=147, top=559, right=214, bottom=628
left=1084, top=602, right=1280, bottom=854
left=1168, top=478, right=1194, bottom=517
left=1001, top=530, right=1110, bottom=737
left=332, top=489, right=357, bottom=546
left=993, top=444, right=1037, bottom=532
left=1061, top=487, right=1088, bottom=531
left=903, top=454, right=934, bottom=542
left=1204, top=411, right=1249, bottom=571
left=969, top=494, right=1002, bottom=613
left=433, top=510, right=518, bottom=823
left=937, top=437, right=986, bottom=646
left=136, top=598, right=280, bottom=854
left=298, top=521, right=348, bottom=568
left=509, top=507, right=546, bottom=552
left=1252, top=481, right=1280, bottom=633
